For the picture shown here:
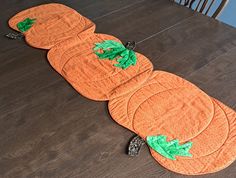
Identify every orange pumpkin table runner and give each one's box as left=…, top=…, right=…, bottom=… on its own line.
left=8, top=3, right=236, bottom=175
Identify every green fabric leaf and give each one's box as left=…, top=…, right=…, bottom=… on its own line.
left=93, top=40, right=137, bottom=69
left=146, top=135, right=192, bottom=160
left=17, top=18, right=36, bottom=32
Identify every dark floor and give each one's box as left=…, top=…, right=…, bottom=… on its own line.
left=0, top=0, right=236, bottom=178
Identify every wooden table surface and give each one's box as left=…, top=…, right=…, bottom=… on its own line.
left=0, top=0, right=236, bottom=177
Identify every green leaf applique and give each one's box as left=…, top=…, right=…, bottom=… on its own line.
left=93, top=40, right=137, bottom=69
left=146, top=135, right=192, bottom=160
left=17, top=18, right=36, bottom=32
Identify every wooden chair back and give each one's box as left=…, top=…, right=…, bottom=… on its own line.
left=172, top=0, right=227, bottom=18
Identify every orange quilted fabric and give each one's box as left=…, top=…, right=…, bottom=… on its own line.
left=9, top=4, right=236, bottom=175
left=48, top=33, right=153, bottom=100
left=109, top=71, right=235, bottom=174
left=9, top=3, right=95, bottom=49
left=151, top=99, right=235, bottom=175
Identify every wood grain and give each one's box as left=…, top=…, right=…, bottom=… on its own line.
left=0, top=0, right=235, bottom=177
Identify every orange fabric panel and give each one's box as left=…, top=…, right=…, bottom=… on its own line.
left=48, top=33, right=153, bottom=101
left=8, top=3, right=95, bottom=49
left=109, top=71, right=214, bottom=136
left=109, top=71, right=235, bottom=174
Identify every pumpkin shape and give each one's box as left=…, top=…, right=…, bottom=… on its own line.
left=8, top=3, right=95, bottom=49
left=109, top=71, right=235, bottom=174
left=109, top=71, right=214, bottom=138
left=47, top=33, right=153, bottom=101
